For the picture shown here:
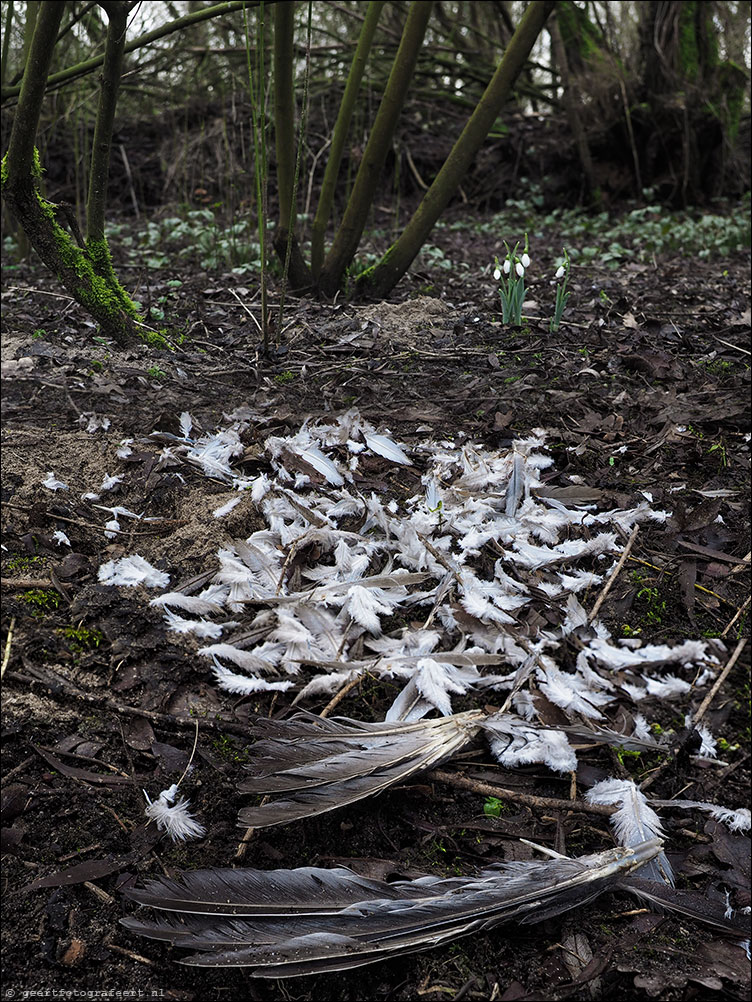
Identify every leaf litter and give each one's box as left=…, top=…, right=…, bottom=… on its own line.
left=2, top=240, right=750, bottom=999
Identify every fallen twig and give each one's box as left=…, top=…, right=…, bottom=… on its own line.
left=589, top=526, right=639, bottom=622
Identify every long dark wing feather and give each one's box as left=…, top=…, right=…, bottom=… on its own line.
left=121, top=840, right=664, bottom=975
left=238, top=711, right=484, bottom=827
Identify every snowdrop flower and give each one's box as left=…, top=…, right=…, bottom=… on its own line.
left=144, top=784, right=205, bottom=841
left=503, top=258, right=511, bottom=275
left=515, top=261, right=525, bottom=278
left=521, top=252, right=531, bottom=269
left=493, top=267, right=501, bottom=281
left=555, top=265, right=566, bottom=279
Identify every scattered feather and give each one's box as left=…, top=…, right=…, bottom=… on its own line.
left=144, top=784, right=205, bottom=841
left=162, top=610, right=226, bottom=640
left=482, top=714, right=578, bottom=773
left=298, top=446, right=345, bottom=486
left=42, top=472, right=68, bottom=491
left=213, top=496, right=243, bottom=518
left=505, top=452, right=525, bottom=516
left=98, top=555, right=170, bottom=588
left=586, top=778, right=673, bottom=885
left=52, top=530, right=71, bottom=547
left=537, top=666, right=613, bottom=719
left=212, top=664, right=294, bottom=695
left=179, top=412, right=194, bottom=439
left=648, top=799, right=750, bottom=833
left=364, top=432, right=413, bottom=466
left=104, top=518, right=120, bottom=539
left=150, top=592, right=225, bottom=615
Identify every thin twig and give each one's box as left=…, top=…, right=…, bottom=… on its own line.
left=722, top=595, right=750, bottom=638
left=589, top=525, right=639, bottom=622
left=1, top=615, right=16, bottom=679
left=691, top=637, right=748, bottom=728
left=320, top=672, right=363, bottom=718
left=427, top=769, right=616, bottom=818
left=2, top=578, right=53, bottom=590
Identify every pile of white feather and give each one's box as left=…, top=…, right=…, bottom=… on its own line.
left=97, top=407, right=750, bottom=969
left=95, top=408, right=748, bottom=837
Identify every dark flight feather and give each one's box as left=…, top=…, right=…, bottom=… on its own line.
left=122, top=840, right=664, bottom=976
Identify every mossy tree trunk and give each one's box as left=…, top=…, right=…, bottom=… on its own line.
left=356, top=0, right=555, bottom=300
left=2, top=1, right=141, bottom=346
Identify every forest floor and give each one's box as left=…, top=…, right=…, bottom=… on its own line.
left=1, top=205, right=751, bottom=1002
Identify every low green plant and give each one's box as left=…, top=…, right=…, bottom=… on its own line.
left=21, top=589, right=62, bottom=613
left=61, top=624, right=103, bottom=652
left=483, top=796, right=504, bottom=817
left=636, top=585, right=666, bottom=625
left=550, top=250, right=571, bottom=332
left=6, top=555, right=44, bottom=573
left=274, top=370, right=295, bottom=384
left=448, top=190, right=750, bottom=267
left=147, top=365, right=166, bottom=380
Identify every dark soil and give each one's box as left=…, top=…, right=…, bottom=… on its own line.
left=2, top=208, right=750, bottom=1002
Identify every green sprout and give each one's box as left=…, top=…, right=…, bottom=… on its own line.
left=483, top=796, right=504, bottom=817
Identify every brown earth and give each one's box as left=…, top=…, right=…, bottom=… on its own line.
left=1, top=210, right=750, bottom=1001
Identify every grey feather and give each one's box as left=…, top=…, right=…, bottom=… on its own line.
left=121, top=840, right=664, bottom=975
left=238, top=711, right=483, bottom=827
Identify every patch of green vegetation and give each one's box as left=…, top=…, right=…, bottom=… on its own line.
left=615, top=747, right=642, bottom=769
left=20, top=589, right=62, bottom=614
left=32, top=328, right=47, bottom=339
left=439, top=185, right=751, bottom=266
left=273, top=370, right=295, bottom=384
left=636, top=584, right=667, bottom=625
left=61, top=624, right=103, bottom=652
left=483, top=796, right=507, bottom=817
left=6, top=555, right=45, bottom=573
left=707, top=439, right=728, bottom=468
left=210, top=734, right=250, bottom=764
left=112, top=208, right=262, bottom=274
left=147, top=365, right=167, bottom=381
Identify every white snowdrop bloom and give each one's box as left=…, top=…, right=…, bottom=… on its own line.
left=521, top=252, right=531, bottom=268
left=493, top=267, right=501, bottom=281
left=515, top=261, right=525, bottom=278
left=503, top=258, right=511, bottom=274
left=555, top=265, right=566, bottom=279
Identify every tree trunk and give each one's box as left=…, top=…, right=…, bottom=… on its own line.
left=549, top=12, right=599, bottom=205
left=272, top=1, right=312, bottom=290
left=318, top=0, right=434, bottom=298
left=2, top=2, right=140, bottom=345
left=357, top=0, right=555, bottom=299
left=636, top=0, right=744, bottom=203
left=310, top=0, right=385, bottom=280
